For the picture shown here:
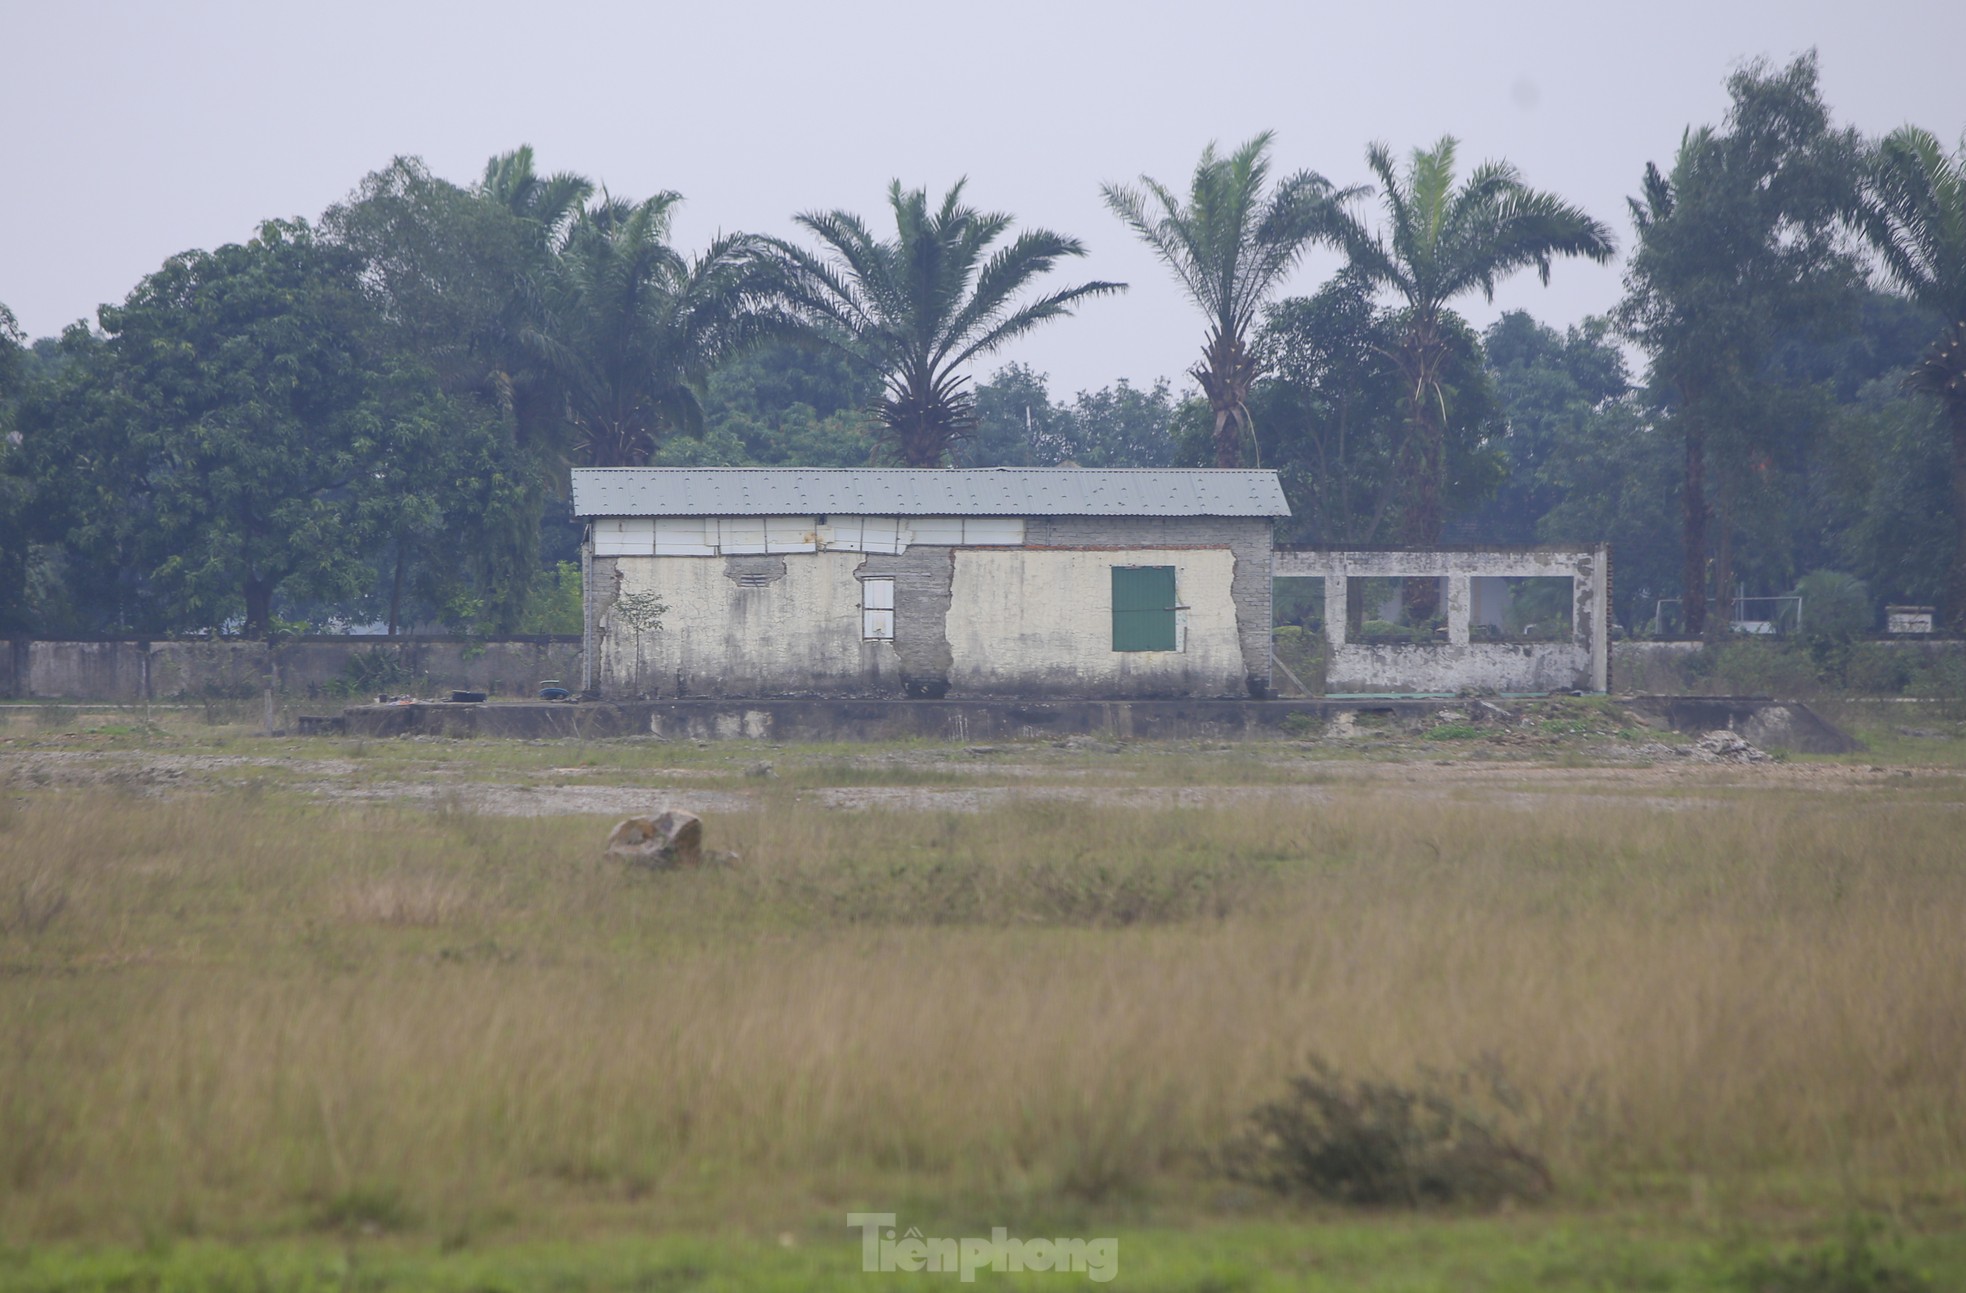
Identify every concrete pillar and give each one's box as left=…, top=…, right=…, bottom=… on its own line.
left=1591, top=544, right=1611, bottom=692
left=1447, top=574, right=1471, bottom=647
left=1325, top=574, right=1348, bottom=649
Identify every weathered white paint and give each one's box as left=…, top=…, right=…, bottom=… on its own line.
left=597, top=552, right=897, bottom=696
left=594, top=514, right=1028, bottom=561
left=1274, top=546, right=1610, bottom=694
left=595, top=542, right=1250, bottom=697
left=944, top=547, right=1244, bottom=695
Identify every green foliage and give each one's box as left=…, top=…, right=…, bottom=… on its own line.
left=20, top=223, right=425, bottom=635
left=331, top=649, right=419, bottom=699
left=518, top=562, right=582, bottom=635
left=1861, top=125, right=1966, bottom=628
left=957, top=363, right=1180, bottom=468
left=525, top=195, right=792, bottom=468
left=0, top=302, right=31, bottom=630
left=1793, top=569, right=1873, bottom=640
left=1622, top=54, right=1867, bottom=635
left=772, top=181, right=1123, bottom=466
left=1104, top=132, right=1354, bottom=467
left=1329, top=136, right=1615, bottom=547
left=1257, top=281, right=1504, bottom=544
left=1223, top=1058, right=1553, bottom=1207
left=1733, top=1219, right=1934, bottom=1293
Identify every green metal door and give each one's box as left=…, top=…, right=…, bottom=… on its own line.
left=1111, top=565, right=1178, bottom=651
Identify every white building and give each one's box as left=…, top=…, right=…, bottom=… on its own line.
left=573, top=468, right=1289, bottom=699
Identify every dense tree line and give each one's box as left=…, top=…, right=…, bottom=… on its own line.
left=0, top=53, right=1960, bottom=638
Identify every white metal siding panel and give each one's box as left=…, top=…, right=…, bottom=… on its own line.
left=909, top=517, right=965, bottom=545
left=962, top=517, right=1024, bottom=546
left=861, top=517, right=902, bottom=555
left=593, top=518, right=654, bottom=556
left=653, top=517, right=715, bottom=556
left=765, top=516, right=818, bottom=553
left=717, top=517, right=767, bottom=555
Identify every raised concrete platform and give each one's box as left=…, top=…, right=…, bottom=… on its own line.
left=1623, top=695, right=1863, bottom=754
left=330, top=698, right=1444, bottom=742
left=320, top=694, right=1859, bottom=750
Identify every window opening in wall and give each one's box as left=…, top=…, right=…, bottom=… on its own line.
left=1271, top=576, right=1326, bottom=695
left=1112, top=566, right=1178, bottom=652
left=1345, top=576, right=1449, bottom=646
left=1470, top=576, right=1573, bottom=641
left=861, top=577, right=895, bottom=641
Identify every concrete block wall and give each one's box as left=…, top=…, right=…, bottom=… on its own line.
left=0, top=637, right=583, bottom=703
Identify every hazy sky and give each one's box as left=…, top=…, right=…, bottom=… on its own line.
left=4, top=0, right=1963, bottom=396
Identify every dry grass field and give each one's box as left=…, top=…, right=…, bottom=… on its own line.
left=1, top=700, right=1963, bottom=1289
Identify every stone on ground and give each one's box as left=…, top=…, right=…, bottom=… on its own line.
left=605, top=809, right=703, bottom=869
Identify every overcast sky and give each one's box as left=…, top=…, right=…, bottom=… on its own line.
left=4, top=0, right=1963, bottom=396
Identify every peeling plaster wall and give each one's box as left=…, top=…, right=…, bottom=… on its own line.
left=945, top=547, right=1245, bottom=697
left=588, top=515, right=1274, bottom=699
left=1030, top=516, right=1273, bottom=692
left=1275, top=546, right=1610, bottom=694
left=597, top=550, right=897, bottom=697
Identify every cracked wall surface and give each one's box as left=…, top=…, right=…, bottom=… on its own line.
left=588, top=515, right=1274, bottom=699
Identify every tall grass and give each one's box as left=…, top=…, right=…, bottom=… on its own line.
left=1, top=781, right=1961, bottom=1240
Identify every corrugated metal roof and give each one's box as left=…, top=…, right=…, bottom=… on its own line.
left=571, top=468, right=1290, bottom=518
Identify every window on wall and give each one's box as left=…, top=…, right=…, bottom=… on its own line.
left=1112, top=566, right=1178, bottom=652
left=861, top=577, right=895, bottom=641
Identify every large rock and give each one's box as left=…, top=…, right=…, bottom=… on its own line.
left=605, top=810, right=702, bottom=869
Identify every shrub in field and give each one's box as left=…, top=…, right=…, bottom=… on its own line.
left=1222, top=1058, right=1552, bottom=1207
left=1734, top=1219, right=1933, bottom=1293
left=1792, top=570, right=1874, bottom=642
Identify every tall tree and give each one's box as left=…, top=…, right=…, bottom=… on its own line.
left=1103, top=134, right=1353, bottom=468
left=523, top=194, right=791, bottom=467
left=1860, top=125, right=1966, bottom=629
left=1331, top=137, right=1614, bottom=564
left=1256, top=277, right=1503, bottom=547
left=1475, top=311, right=1631, bottom=544
left=478, top=145, right=594, bottom=254
left=1621, top=54, right=1863, bottom=635
left=323, top=155, right=567, bottom=630
left=0, top=303, right=32, bottom=629
left=772, top=180, right=1123, bottom=467
left=21, top=223, right=385, bottom=634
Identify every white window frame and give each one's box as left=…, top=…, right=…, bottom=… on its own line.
left=861, top=576, right=895, bottom=641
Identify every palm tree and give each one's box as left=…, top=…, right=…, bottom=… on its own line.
left=771, top=180, right=1123, bottom=467
left=478, top=145, right=594, bottom=253
left=1103, top=134, right=1355, bottom=468
left=1331, top=137, right=1615, bottom=554
left=1862, top=126, right=1966, bottom=630
left=523, top=194, right=791, bottom=467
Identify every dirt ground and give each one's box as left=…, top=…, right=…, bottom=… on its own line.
left=3, top=696, right=1960, bottom=818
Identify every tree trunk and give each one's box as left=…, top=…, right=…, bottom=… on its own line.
left=244, top=576, right=274, bottom=640
left=1711, top=482, right=1734, bottom=644
left=1194, top=330, right=1253, bottom=469
left=1212, top=404, right=1241, bottom=469
left=1948, top=393, right=1966, bottom=634
left=388, top=548, right=407, bottom=637
left=1681, top=420, right=1707, bottom=638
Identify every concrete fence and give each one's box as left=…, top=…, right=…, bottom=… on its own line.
left=2, top=637, right=583, bottom=704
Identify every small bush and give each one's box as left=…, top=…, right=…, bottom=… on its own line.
left=1424, top=724, right=1481, bottom=741
left=314, top=1184, right=415, bottom=1234
left=1222, top=1058, right=1552, bottom=1208
left=1733, top=1218, right=1933, bottom=1293
left=1792, top=570, right=1874, bottom=642
left=33, top=704, right=78, bottom=730
left=330, top=649, right=418, bottom=700
left=1844, top=644, right=1912, bottom=695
